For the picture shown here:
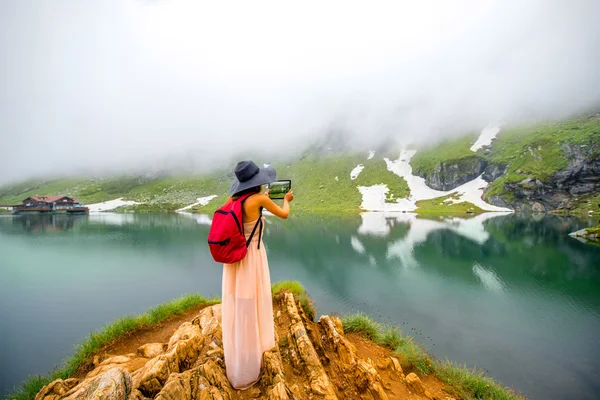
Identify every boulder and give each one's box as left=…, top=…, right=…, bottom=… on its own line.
left=137, top=342, right=167, bottom=359
left=34, top=378, right=79, bottom=400
left=405, top=372, right=426, bottom=395
left=61, top=368, right=131, bottom=400
left=414, top=156, right=488, bottom=191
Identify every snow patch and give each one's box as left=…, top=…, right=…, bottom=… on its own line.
left=350, top=164, right=364, bottom=180
left=358, top=185, right=415, bottom=212
left=473, top=263, right=504, bottom=292
left=87, top=198, right=139, bottom=212
left=368, top=150, right=375, bottom=160
left=177, top=195, right=218, bottom=212
left=355, top=149, right=513, bottom=212
left=178, top=212, right=213, bottom=225
left=356, top=212, right=511, bottom=268
left=88, top=213, right=135, bottom=225
left=470, top=125, right=500, bottom=152
left=350, top=236, right=366, bottom=254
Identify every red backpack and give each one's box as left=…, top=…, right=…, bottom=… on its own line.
left=207, top=193, right=263, bottom=264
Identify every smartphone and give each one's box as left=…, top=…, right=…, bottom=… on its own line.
left=267, top=180, right=291, bottom=199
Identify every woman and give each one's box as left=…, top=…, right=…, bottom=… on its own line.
left=222, top=160, right=294, bottom=390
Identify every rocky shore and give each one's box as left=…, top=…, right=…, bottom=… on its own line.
left=35, top=292, right=455, bottom=400
left=569, top=225, right=600, bottom=244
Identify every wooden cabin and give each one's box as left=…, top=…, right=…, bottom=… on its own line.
left=14, top=196, right=88, bottom=214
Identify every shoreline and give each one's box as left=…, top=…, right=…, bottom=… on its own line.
left=10, top=282, right=523, bottom=400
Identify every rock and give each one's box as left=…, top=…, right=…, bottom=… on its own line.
left=137, top=355, right=174, bottom=397
left=482, top=163, right=506, bottom=182
left=34, top=378, right=79, bottom=400
left=266, top=382, right=290, bottom=400
left=376, top=358, right=391, bottom=370
left=414, top=156, right=488, bottom=191
left=485, top=139, right=600, bottom=212
left=62, top=368, right=132, bottom=400
left=35, top=292, right=454, bottom=400
left=405, top=372, right=425, bottom=395
left=569, top=226, right=600, bottom=244
left=389, top=357, right=404, bottom=377
left=531, top=202, right=546, bottom=213
left=319, top=315, right=357, bottom=367
left=192, top=304, right=222, bottom=330
left=98, top=355, right=131, bottom=366
left=137, top=342, right=167, bottom=359
left=355, top=360, right=388, bottom=400
left=331, top=316, right=344, bottom=335
left=244, top=385, right=262, bottom=398
left=283, top=293, right=337, bottom=398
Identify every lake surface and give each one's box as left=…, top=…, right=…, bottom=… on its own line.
left=1, top=212, right=599, bottom=399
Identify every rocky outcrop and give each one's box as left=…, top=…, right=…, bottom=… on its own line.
left=569, top=225, right=600, bottom=244
left=486, top=141, right=600, bottom=212
left=36, top=293, right=446, bottom=400
left=413, top=156, right=488, bottom=191
left=482, top=163, right=506, bottom=183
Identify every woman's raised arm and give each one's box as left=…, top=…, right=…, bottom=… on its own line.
left=258, top=190, right=293, bottom=219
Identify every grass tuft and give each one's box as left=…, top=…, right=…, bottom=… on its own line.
left=415, top=194, right=484, bottom=216
left=341, top=312, right=522, bottom=398
left=341, top=313, right=382, bottom=341
left=271, top=280, right=316, bottom=320
left=435, top=361, right=523, bottom=400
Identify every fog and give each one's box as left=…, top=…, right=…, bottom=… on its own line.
left=1, top=0, right=599, bottom=183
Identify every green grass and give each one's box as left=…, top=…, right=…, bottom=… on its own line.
left=341, top=313, right=523, bottom=400
left=114, top=203, right=187, bottom=213
left=341, top=313, right=433, bottom=374
left=435, top=362, right=523, bottom=400
left=415, top=194, right=484, bottom=215
left=410, top=133, right=481, bottom=176
left=356, top=158, right=410, bottom=202
left=0, top=174, right=229, bottom=213
left=271, top=280, right=316, bottom=320
left=587, top=226, right=600, bottom=235
left=193, top=154, right=410, bottom=214
left=6, top=294, right=218, bottom=400
left=2, top=115, right=597, bottom=215
left=266, top=154, right=409, bottom=213
left=0, top=152, right=412, bottom=215
left=341, top=312, right=382, bottom=341
left=551, top=192, right=600, bottom=217
left=485, top=114, right=600, bottom=203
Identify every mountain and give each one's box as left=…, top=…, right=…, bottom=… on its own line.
left=1, top=113, right=598, bottom=216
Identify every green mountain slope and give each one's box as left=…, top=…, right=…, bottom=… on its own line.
left=189, top=154, right=410, bottom=213
left=1, top=113, right=598, bottom=215
left=0, top=155, right=410, bottom=214
left=485, top=115, right=599, bottom=211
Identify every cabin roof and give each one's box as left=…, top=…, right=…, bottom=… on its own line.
left=27, top=196, right=80, bottom=203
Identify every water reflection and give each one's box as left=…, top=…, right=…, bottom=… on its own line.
left=13, top=214, right=85, bottom=233
left=1, top=212, right=599, bottom=399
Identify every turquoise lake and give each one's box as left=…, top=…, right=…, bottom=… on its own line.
left=0, top=212, right=599, bottom=399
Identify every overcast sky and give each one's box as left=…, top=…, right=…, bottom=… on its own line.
left=1, top=0, right=599, bottom=183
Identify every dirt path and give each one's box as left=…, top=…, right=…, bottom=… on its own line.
left=73, top=304, right=209, bottom=378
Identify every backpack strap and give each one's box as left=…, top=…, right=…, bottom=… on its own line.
left=245, top=207, right=263, bottom=249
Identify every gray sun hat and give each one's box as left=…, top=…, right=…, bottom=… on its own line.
left=230, top=160, right=277, bottom=196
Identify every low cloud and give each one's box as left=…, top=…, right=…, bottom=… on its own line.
left=1, top=0, right=599, bottom=183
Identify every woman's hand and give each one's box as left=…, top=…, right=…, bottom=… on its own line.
left=284, top=190, right=294, bottom=203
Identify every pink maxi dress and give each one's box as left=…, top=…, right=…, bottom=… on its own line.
left=222, top=217, right=276, bottom=389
